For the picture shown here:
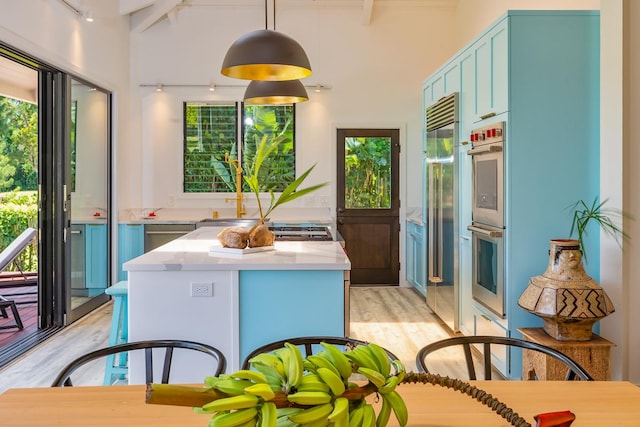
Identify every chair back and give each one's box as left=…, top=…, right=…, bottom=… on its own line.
left=241, top=336, right=399, bottom=370
left=416, top=335, right=593, bottom=381
left=51, top=339, right=226, bottom=387
left=0, top=228, right=37, bottom=272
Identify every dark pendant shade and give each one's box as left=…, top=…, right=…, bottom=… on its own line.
left=221, top=29, right=312, bottom=81
left=244, top=79, right=309, bottom=105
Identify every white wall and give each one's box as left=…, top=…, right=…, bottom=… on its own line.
left=126, top=1, right=458, bottom=219
left=0, top=0, right=131, bottom=218
left=599, top=0, right=640, bottom=384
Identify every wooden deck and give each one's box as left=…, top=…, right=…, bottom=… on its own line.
left=0, top=278, right=38, bottom=349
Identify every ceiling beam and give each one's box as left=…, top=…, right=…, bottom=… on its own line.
left=130, top=0, right=183, bottom=33
left=119, top=0, right=155, bottom=15
left=362, top=0, right=374, bottom=25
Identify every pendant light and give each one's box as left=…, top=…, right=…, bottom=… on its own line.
left=221, top=0, right=312, bottom=81
left=244, top=79, right=308, bottom=105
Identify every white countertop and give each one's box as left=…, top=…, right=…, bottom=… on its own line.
left=123, top=227, right=350, bottom=272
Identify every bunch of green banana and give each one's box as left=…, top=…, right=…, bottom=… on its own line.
left=197, top=342, right=409, bottom=427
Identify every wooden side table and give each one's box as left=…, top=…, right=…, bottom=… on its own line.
left=518, top=327, right=614, bottom=381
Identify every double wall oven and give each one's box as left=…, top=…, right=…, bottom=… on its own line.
left=467, top=122, right=505, bottom=317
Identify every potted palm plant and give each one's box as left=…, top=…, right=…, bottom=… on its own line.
left=217, top=113, right=327, bottom=249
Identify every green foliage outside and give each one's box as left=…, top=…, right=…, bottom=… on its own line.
left=183, top=103, right=294, bottom=193
left=1, top=96, right=38, bottom=272
left=344, top=137, right=392, bottom=209
left=0, top=97, right=38, bottom=192
left=0, top=191, right=38, bottom=272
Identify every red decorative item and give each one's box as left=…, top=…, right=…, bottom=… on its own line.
left=93, top=212, right=101, bottom=217
left=148, top=212, right=156, bottom=217
left=534, top=410, right=576, bottom=427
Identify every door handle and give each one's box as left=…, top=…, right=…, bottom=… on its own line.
left=467, top=225, right=503, bottom=238
left=467, top=144, right=502, bottom=155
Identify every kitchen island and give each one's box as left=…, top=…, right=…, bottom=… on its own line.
left=123, top=227, right=350, bottom=381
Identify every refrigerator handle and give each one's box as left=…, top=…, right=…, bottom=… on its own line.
left=428, top=162, right=443, bottom=284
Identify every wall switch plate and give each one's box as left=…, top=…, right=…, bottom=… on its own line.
left=191, top=282, right=213, bottom=297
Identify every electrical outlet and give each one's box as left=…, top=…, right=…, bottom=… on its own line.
left=319, top=195, right=329, bottom=206
left=168, top=195, right=175, bottom=206
left=191, top=282, right=213, bottom=297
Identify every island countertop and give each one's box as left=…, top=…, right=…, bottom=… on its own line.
left=123, top=226, right=351, bottom=272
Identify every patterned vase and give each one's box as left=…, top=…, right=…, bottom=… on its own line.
left=518, top=239, right=615, bottom=341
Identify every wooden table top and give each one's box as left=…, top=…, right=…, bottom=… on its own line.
left=1, top=381, right=639, bottom=426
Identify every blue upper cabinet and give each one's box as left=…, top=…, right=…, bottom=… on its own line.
left=474, top=19, right=508, bottom=121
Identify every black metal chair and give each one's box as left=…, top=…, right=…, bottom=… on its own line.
left=416, top=336, right=593, bottom=381
left=51, top=339, right=227, bottom=387
left=241, top=336, right=400, bottom=370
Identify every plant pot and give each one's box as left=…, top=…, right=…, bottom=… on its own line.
left=518, top=239, right=615, bottom=341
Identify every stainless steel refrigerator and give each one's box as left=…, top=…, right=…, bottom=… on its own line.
left=424, top=93, right=458, bottom=332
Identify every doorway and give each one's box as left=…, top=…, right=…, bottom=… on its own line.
left=0, top=44, right=111, bottom=364
left=336, top=128, right=400, bottom=285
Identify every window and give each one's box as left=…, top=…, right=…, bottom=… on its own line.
left=183, top=102, right=295, bottom=193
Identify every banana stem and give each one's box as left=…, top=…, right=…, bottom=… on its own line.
left=146, top=383, right=377, bottom=408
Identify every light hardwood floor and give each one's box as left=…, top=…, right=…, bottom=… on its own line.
left=0, top=286, right=461, bottom=393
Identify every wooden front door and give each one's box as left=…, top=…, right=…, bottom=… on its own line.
left=337, top=129, right=400, bottom=285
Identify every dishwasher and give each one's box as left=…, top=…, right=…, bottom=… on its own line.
left=143, top=223, right=196, bottom=252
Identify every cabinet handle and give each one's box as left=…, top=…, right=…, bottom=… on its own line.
left=479, top=112, right=497, bottom=120
left=71, top=230, right=82, bottom=235
left=145, top=231, right=188, bottom=235
left=467, top=225, right=503, bottom=238
left=480, top=314, right=492, bottom=322
left=460, top=140, right=469, bottom=145
left=467, top=145, right=503, bottom=155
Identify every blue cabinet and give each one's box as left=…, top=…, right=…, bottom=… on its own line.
left=422, top=10, right=600, bottom=378
left=473, top=19, right=508, bottom=121
left=85, top=224, right=108, bottom=290
left=117, top=224, right=144, bottom=281
left=238, top=270, right=345, bottom=364
left=405, top=221, right=425, bottom=295
left=71, top=223, right=108, bottom=297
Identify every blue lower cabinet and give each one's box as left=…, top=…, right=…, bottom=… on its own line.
left=85, top=224, right=108, bottom=294
left=238, top=270, right=345, bottom=364
left=406, top=221, right=425, bottom=295
left=117, top=224, right=144, bottom=281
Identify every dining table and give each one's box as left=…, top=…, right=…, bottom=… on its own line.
left=0, top=381, right=639, bottom=426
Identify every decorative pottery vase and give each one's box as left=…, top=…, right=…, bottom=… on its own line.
left=518, top=239, right=615, bottom=341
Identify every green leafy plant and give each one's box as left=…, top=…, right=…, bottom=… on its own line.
left=244, top=127, right=327, bottom=228
left=569, top=197, right=630, bottom=262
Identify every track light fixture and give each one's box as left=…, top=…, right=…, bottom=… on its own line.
left=156, top=84, right=163, bottom=92
left=209, top=83, right=216, bottom=92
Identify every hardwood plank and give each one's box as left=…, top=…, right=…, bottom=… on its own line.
left=0, top=287, right=463, bottom=393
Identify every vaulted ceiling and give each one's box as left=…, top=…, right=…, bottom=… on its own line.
left=119, top=0, right=450, bottom=33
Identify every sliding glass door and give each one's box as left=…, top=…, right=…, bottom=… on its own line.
left=0, top=44, right=111, bottom=345
left=65, top=77, right=111, bottom=322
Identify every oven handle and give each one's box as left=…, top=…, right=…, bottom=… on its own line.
left=467, top=145, right=503, bottom=156
left=467, top=225, right=503, bottom=238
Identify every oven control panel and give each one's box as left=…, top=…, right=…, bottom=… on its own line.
left=470, top=122, right=504, bottom=148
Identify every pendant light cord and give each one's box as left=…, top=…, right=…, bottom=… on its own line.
left=264, top=0, right=268, bottom=30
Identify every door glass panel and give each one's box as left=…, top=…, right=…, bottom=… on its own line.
left=69, top=79, right=108, bottom=311
left=343, top=136, right=391, bottom=209
left=476, top=237, right=498, bottom=294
